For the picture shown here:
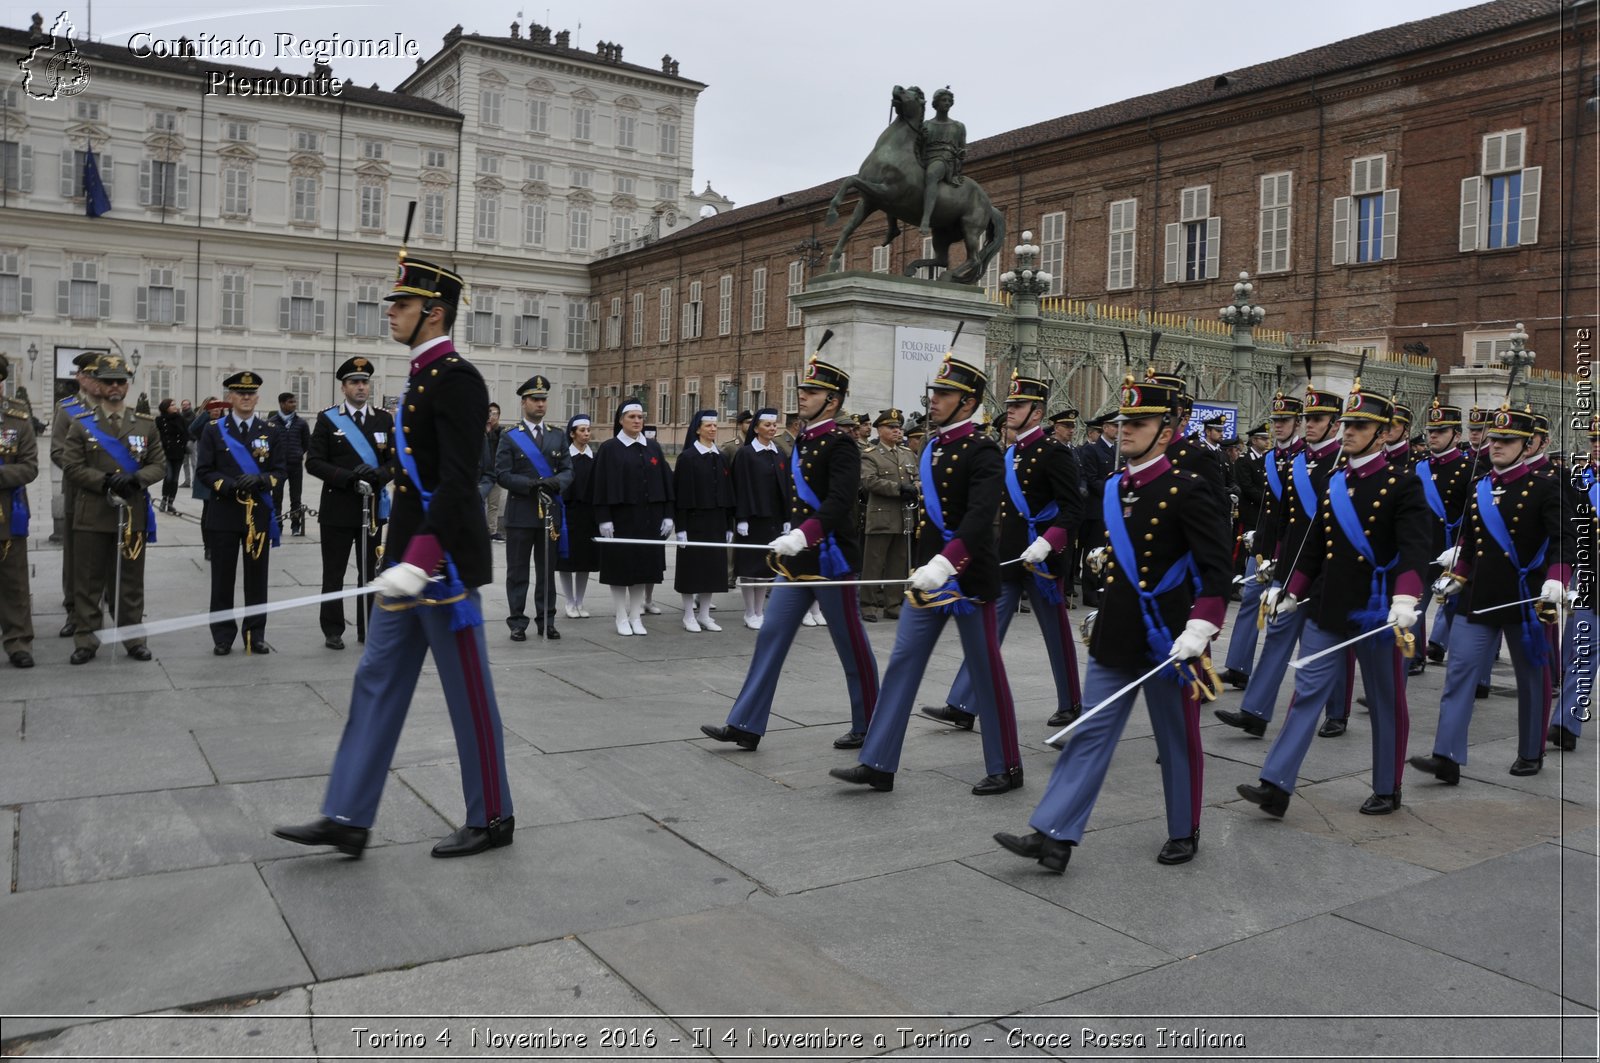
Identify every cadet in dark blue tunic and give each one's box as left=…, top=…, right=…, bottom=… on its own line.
left=274, top=253, right=514, bottom=859
left=591, top=401, right=674, bottom=636
left=674, top=410, right=734, bottom=631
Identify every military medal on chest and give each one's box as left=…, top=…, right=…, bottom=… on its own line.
left=128, top=434, right=147, bottom=459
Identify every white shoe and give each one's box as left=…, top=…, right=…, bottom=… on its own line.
left=615, top=616, right=633, bottom=636
left=578, top=607, right=591, bottom=618
left=708, top=603, right=718, bottom=611
left=630, top=618, right=648, bottom=635
left=801, top=613, right=818, bottom=627
left=683, top=614, right=702, bottom=632
left=565, top=603, right=580, bottom=619
left=744, top=615, right=762, bottom=630
left=814, top=614, right=828, bottom=626
left=643, top=602, right=662, bottom=615
left=700, top=617, right=722, bottom=632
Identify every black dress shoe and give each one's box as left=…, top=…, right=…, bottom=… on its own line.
left=509, top=630, right=528, bottom=642
left=1359, top=790, right=1402, bottom=815
left=543, top=628, right=560, bottom=640
left=213, top=644, right=232, bottom=656
left=921, top=704, right=975, bottom=730
left=1549, top=725, right=1579, bottom=752
left=1157, top=833, right=1199, bottom=865
left=1408, top=753, right=1461, bottom=785
left=1426, top=640, right=1446, bottom=663
left=828, top=764, right=894, bottom=791
left=1509, top=755, right=1544, bottom=776
left=1407, top=658, right=1427, bottom=677
left=431, top=816, right=515, bottom=858
left=8, top=650, right=34, bottom=668
left=325, top=635, right=345, bottom=650
left=1474, top=683, right=1491, bottom=700
left=272, top=816, right=369, bottom=857
left=1318, top=717, right=1347, bottom=738
left=58, top=621, right=76, bottom=638
left=247, top=640, right=274, bottom=654
left=1236, top=780, right=1291, bottom=817
left=69, top=647, right=96, bottom=665
left=972, top=768, right=1023, bottom=796
left=1220, top=667, right=1250, bottom=690
left=700, top=723, right=760, bottom=750
left=127, top=645, right=153, bottom=662
left=994, top=830, right=1045, bottom=858
left=1046, top=705, right=1081, bottom=728
left=1214, top=708, right=1267, bottom=737
left=1356, top=695, right=1370, bottom=709
left=861, top=613, right=879, bottom=623
left=832, top=730, right=865, bottom=750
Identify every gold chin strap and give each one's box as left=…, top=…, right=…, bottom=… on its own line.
left=241, top=493, right=267, bottom=560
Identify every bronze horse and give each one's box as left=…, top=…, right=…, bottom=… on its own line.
left=825, top=85, right=1005, bottom=285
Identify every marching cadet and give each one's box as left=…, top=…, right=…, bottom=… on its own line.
left=1383, top=402, right=1414, bottom=471
left=50, top=351, right=103, bottom=636
left=830, top=355, right=1024, bottom=795
left=1218, top=394, right=1304, bottom=691
left=0, top=353, right=39, bottom=668
left=496, top=375, right=573, bottom=641
left=1076, top=413, right=1117, bottom=605
left=858, top=408, right=917, bottom=623
left=1412, top=404, right=1573, bottom=784
left=275, top=250, right=514, bottom=859
left=701, top=355, right=880, bottom=750
left=305, top=356, right=395, bottom=650
left=1551, top=416, right=1600, bottom=752
left=1405, top=398, right=1476, bottom=678
left=197, top=370, right=287, bottom=655
left=1429, top=405, right=1497, bottom=670
left=922, top=372, right=1083, bottom=730
left=1237, top=385, right=1429, bottom=819
left=60, top=354, right=165, bottom=664
left=994, top=374, right=1231, bottom=872
left=1048, top=408, right=1078, bottom=447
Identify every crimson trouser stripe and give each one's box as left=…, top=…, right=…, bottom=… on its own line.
left=840, top=585, right=879, bottom=725
left=1054, top=592, right=1083, bottom=707
left=1181, top=683, right=1204, bottom=834
left=455, top=627, right=503, bottom=822
left=981, top=600, right=1023, bottom=771
left=1390, top=640, right=1410, bottom=789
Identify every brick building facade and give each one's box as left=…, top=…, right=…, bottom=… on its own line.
left=587, top=0, right=1595, bottom=435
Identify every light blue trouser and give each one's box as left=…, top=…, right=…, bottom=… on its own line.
left=1224, top=556, right=1267, bottom=674
left=1237, top=601, right=1350, bottom=725
left=323, top=590, right=513, bottom=829
left=859, top=600, right=1021, bottom=777
left=945, top=576, right=1080, bottom=719
left=1028, top=657, right=1202, bottom=844
left=1556, top=608, right=1595, bottom=738
left=725, top=577, right=879, bottom=736
left=1432, top=619, right=1550, bottom=765
left=1259, top=619, right=1408, bottom=796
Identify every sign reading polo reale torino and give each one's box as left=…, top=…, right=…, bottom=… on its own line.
left=893, top=326, right=951, bottom=422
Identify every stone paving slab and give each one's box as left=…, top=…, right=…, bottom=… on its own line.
left=1267, top=771, right=1593, bottom=873
left=1457, top=734, right=1599, bottom=802
left=536, top=653, right=749, bottom=701
left=510, top=691, right=754, bottom=754
left=1563, top=824, right=1600, bottom=855
left=964, top=807, right=1440, bottom=959
left=0, top=732, right=216, bottom=805
left=0, top=700, right=20, bottom=742
left=751, top=862, right=1173, bottom=1015
left=0, top=864, right=313, bottom=1040
left=4, top=987, right=314, bottom=1060
left=1, top=808, right=14, bottom=891
left=0, top=658, right=176, bottom=700
left=1019, top=915, right=1581, bottom=1060
left=17, top=777, right=452, bottom=890
left=1337, top=841, right=1599, bottom=1009
left=17, top=683, right=339, bottom=743
left=260, top=814, right=755, bottom=980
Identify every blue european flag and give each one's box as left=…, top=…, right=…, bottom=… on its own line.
left=83, top=145, right=110, bottom=217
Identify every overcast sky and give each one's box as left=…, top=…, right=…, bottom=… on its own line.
left=84, top=0, right=1476, bottom=205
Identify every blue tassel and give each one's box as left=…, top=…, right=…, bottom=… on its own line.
left=819, top=536, right=851, bottom=580
left=11, top=488, right=30, bottom=537
left=1033, top=572, right=1063, bottom=607
left=934, top=578, right=977, bottom=616
left=144, top=495, right=158, bottom=544
left=1520, top=613, right=1549, bottom=669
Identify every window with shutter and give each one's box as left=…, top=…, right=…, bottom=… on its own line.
left=659, top=286, right=672, bottom=342
left=1340, top=155, right=1396, bottom=264
left=1257, top=173, right=1291, bottom=273
left=1169, top=185, right=1217, bottom=282
left=1464, top=130, right=1539, bottom=251
left=718, top=274, right=733, bottom=336
left=786, top=261, right=804, bottom=326
left=1040, top=211, right=1066, bottom=295
left=0, top=251, right=23, bottom=315
left=871, top=245, right=890, bottom=274
left=750, top=267, right=767, bottom=330
left=1107, top=198, right=1136, bottom=290
left=631, top=291, right=644, bottom=345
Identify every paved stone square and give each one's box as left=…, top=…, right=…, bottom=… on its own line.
left=2, top=474, right=1595, bottom=1058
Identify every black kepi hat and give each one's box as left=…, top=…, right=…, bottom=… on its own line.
left=223, top=370, right=262, bottom=393
left=1005, top=371, right=1049, bottom=405
left=335, top=356, right=375, bottom=382
left=518, top=374, right=552, bottom=399
left=931, top=354, right=987, bottom=399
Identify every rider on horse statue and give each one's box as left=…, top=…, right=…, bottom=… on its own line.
left=918, top=87, right=966, bottom=235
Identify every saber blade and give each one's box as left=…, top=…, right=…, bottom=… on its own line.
left=1471, top=595, right=1545, bottom=616
left=737, top=578, right=911, bottom=589
left=1288, top=623, right=1398, bottom=668
left=1046, top=652, right=1182, bottom=748
left=594, top=536, right=772, bottom=551
left=97, top=586, right=379, bottom=645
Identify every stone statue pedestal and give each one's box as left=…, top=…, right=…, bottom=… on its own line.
left=790, top=271, right=1000, bottom=420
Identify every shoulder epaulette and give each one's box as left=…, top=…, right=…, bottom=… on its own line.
left=2, top=396, right=29, bottom=418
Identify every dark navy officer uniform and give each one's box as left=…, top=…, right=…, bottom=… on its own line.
left=496, top=374, right=573, bottom=640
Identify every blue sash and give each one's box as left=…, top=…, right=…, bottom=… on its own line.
left=913, top=433, right=975, bottom=613
left=1004, top=440, right=1063, bottom=605
left=1476, top=475, right=1550, bottom=665
left=789, top=437, right=849, bottom=579
left=1264, top=449, right=1285, bottom=502
left=216, top=420, right=277, bottom=547
left=1102, top=470, right=1198, bottom=673
left=391, top=400, right=481, bottom=632
left=80, top=413, right=158, bottom=543
left=324, top=409, right=391, bottom=520
left=0, top=456, right=26, bottom=537
left=1327, top=469, right=1397, bottom=628
left=505, top=426, right=568, bottom=559
left=1290, top=453, right=1317, bottom=521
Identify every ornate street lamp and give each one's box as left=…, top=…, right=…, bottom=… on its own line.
left=1506, top=322, right=1535, bottom=405
left=1219, top=270, right=1268, bottom=393
left=999, top=230, right=1053, bottom=379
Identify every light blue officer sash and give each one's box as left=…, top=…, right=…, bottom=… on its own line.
left=0, top=454, right=26, bottom=537
left=913, top=432, right=975, bottom=614
left=505, top=426, right=568, bottom=559
left=1264, top=449, right=1285, bottom=502
left=324, top=408, right=391, bottom=520
left=216, top=419, right=277, bottom=547
left=1475, top=475, right=1549, bottom=666
left=1326, top=468, right=1397, bottom=629
left=79, top=413, right=157, bottom=543
left=1004, top=440, right=1063, bottom=605
left=391, top=400, right=480, bottom=631
left=1103, top=469, right=1198, bottom=672
left=1290, top=453, right=1317, bottom=521
left=790, top=437, right=850, bottom=579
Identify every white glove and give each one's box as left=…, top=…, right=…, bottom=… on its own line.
left=724, top=530, right=734, bottom=544
left=676, top=531, right=688, bottom=543
left=1387, top=594, right=1420, bottom=630
left=659, top=518, right=674, bottom=538
left=1255, top=558, right=1276, bottom=583
left=1242, top=530, right=1256, bottom=551
left=370, top=562, right=430, bottom=599
left=1540, top=579, right=1566, bottom=605
left=1432, top=574, right=1464, bottom=599
left=909, top=553, right=957, bottom=593
left=1170, top=618, right=1220, bottom=661
left=1435, top=545, right=1460, bottom=570
left=1086, top=546, right=1108, bottom=574
left=1264, top=586, right=1298, bottom=616
left=736, top=521, right=749, bottom=537
left=769, top=528, right=808, bottom=556
left=782, top=522, right=791, bottom=534
left=599, top=522, right=615, bottom=538
left=1020, top=537, right=1053, bottom=565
